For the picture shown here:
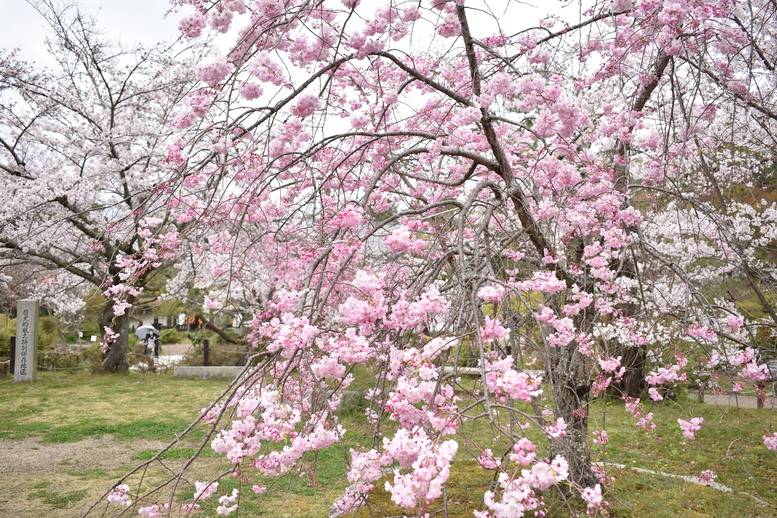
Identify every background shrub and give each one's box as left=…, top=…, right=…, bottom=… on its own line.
left=160, top=328, right=181, bottom=344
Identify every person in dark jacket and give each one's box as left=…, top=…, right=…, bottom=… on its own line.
left=143, top=331, right=154, bottom=355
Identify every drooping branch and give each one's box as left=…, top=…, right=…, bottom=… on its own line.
left=0, top=237, right=103, bottom=286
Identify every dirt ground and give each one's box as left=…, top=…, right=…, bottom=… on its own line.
left=0, top=345, right=197, bottom=517
left=0, top=436, right=166, bottom=474
left=0, top=437, right=169, bottom=517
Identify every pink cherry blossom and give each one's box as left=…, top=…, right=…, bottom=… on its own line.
left=106, top=484, right=131, bottom=507
left=678, top=417, right=704, bottom=440
left=477, top=449, right=501, bottom=469
left=138, top=503, right=169, bottom=517
left=697, top=470, right=717, bottom=484
left=477, top=284, right=506, bottom=303
left=198, top=60, right=232, bottom=86
left=480, top=317, right=510, bottom=342
left=581, top=484, right=608, bottom=515
left=291, top=95, right=320, bottom=118
left=763, top=433, right=777, bottom=452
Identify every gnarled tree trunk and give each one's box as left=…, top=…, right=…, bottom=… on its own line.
left=97, top=298, right=133, bottom=373
left=96, top=258, right=148, bottom=373
left=548, top=341, right=599, bottom=489
left=611, top=344, right=647, bottom=398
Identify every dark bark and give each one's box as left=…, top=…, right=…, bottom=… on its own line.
left=611, top=345, right=647, bottom=398
left=195, top=313, right=242, bottom=344
left=605, top=54, right=671, bottom=397
left=608, top=257, right=647, bottom=398
left=548, top=342, right=599, bottom=488
left=96, top=274, right=139, bottom=373
left=97, top=308, right=130, bottom=373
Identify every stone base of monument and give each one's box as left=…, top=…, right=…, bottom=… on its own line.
left=173, top=366, right=245, bottom=379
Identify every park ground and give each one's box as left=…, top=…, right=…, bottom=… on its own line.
left=0, top=367, right=776, bottom=517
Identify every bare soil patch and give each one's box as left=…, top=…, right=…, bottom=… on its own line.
left=0, top=437, right=167, bottom=517
left=0, top=436, right=166, bottom=474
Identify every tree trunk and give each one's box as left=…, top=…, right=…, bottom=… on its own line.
left=548, top=342, right=599, bottom=489
left=97, top=300, right=114, bottom=341
left=610, top=344, right=647, bottom=398
left=96, top=300, right=131, bottom=373
left=608, top=253, right=646, bottom=399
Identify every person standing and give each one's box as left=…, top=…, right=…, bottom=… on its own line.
left=144, top=331, right=154, bottom=356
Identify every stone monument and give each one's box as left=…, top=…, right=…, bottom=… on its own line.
left=14, top=299, right=39, bottom=382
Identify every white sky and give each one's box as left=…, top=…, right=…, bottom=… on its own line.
left=0, top=0, right=183, bottom=66
left=0, top=0, right=564, bottom=71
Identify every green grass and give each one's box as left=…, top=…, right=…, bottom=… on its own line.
left=166, top=393, right=777, bottom=517
left=64, top=467, right=128, bottom=481
left=29, top=489, right=88, bottom=509
left=0, top=372, right=230, bottom=518
left=586, top=395, right=777, bottom=506
left=1, top=372, right=775, bottom=517
left=131, top=446, right=219, bottom=460
left=605, top=468, right=763, bottom=517
left=0, top=371, right=227, bottom=442
left=42, top=417, right=200, bottom=443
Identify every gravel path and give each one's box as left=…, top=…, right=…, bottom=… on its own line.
left=703, top=393, right=777, bottom=409
left=160, top=343, right=194, bottom=357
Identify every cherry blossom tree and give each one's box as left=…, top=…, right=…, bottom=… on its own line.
left=88, top=0, right=776, bottom=515
left=0, top=1, right=200, bottom=371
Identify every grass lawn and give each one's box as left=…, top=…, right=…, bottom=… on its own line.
left=0, top=371, right=228, bottom=442
left=0, top=371, right=229, bottom=517
left=0, top=372, right=774, bottom=517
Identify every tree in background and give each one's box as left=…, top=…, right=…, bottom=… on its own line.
left=80, top=0, right=776, bottom=515
left=0, top=1, right=201, bottom=371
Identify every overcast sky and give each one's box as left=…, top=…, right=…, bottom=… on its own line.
left=0, top=0, right=183, bottom=66
left=0, top=0, right=559, bottom=69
